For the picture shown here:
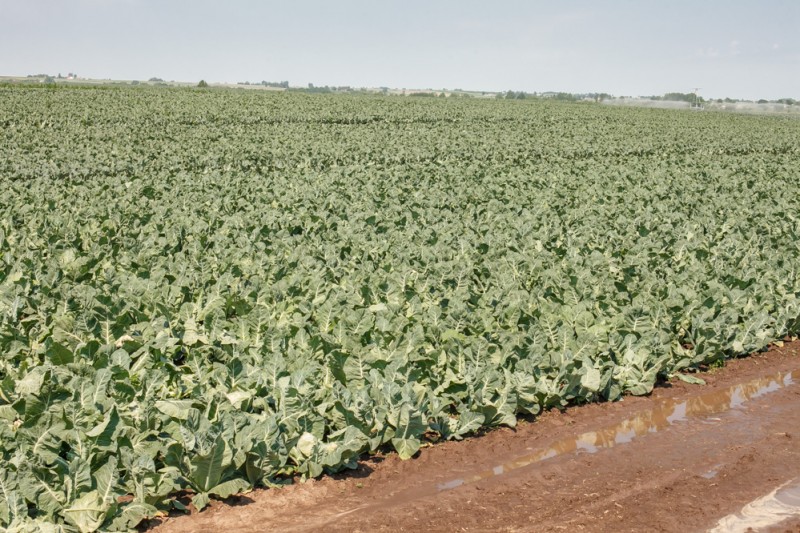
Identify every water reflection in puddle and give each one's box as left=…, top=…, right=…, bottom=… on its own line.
left=436, top=370, right=796, bottom=492
left=701, top=464, right=723, bottom=480
left=710, top=479, right=800, bottom=532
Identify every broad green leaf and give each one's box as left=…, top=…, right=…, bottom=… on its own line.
left=110, top=502, right=158, bottom=531
left=581, top=366, right=602, bottom=392
left=209, top=478, right=250, bottom=499
left=675, top=373, right=706, bottom=385
left=187, top=436, right=227, bottom=492
left=46, top=342, right=74, bottom=366
left=191, top=492, right=210, bottom=512
left=155, top=400, right=195, bottom=421
left=63, top=491, right=108, bottom=533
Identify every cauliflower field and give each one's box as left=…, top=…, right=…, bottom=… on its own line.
left=1, top=87, right=799, bottom=531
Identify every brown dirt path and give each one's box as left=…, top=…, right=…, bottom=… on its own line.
left=148, top=341, right=800, bottom=533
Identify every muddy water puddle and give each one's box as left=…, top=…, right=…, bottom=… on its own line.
left=701, top=463, right=724, bottom=480
left=435, top=369, right=796, bottom=493
left=710, top=478, right=800, bottom=532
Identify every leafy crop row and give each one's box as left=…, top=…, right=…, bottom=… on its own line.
left=1, top=87, right=799, bottom=531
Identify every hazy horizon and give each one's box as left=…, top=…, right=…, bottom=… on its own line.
left=1, top=0, right=798, bottom=100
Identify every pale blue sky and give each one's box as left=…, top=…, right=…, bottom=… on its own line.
left=1, top=0, right=798, bottom=99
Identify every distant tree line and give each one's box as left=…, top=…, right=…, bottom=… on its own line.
left=646, top=92, right=704, bottom=104
left=752, top=98, right=795, bottom=105
left=294, top=83, right=367, bottom=94
left=262, top=81, right=289, bottom=88
left=235, top=80, right=290, bottom=88
left=497, top=91, right=528, bottom=100
left=495, top=91, right=612, bottom=102
left=397, top=91, right=472, bottom=98
left=649, top=93, right=797, bottom=106
left=14, top=75, right=797, bottom=105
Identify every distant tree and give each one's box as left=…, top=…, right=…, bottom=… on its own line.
left=260, top=80, right=289, bottom=89
left=149, top=77, right=165, bottom=82
left=663, top=92, right=703, bottom=104
left=757, top=99, right=769, bottom=104
left=553, top=92, right=577, bottom=101
left=197, top=80, right=209, bottom=88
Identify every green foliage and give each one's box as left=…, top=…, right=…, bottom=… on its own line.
left=197, top=80, right=208, bottom=88
left=0, top=86, right=799, bottom=530
left=656, top=92, right=704, bottom=104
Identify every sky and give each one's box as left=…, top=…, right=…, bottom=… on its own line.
left=1, top=0, right=798, bottom=100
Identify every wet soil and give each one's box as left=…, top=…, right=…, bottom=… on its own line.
left=149, top=341, right=800, bottom=532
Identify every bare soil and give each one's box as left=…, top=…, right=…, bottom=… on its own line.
left=148, top=341, right=800, bottom=532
